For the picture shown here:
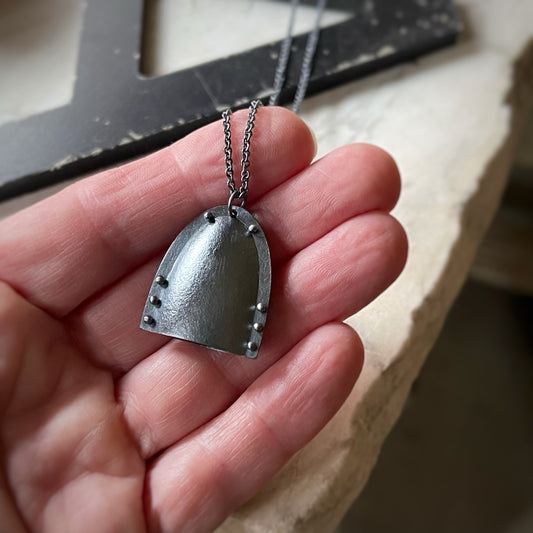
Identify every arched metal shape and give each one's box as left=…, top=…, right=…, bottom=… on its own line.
left=140, top=206, right=271, bottom=358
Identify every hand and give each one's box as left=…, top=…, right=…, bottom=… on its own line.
left=0, top=108, right=406, bottom=533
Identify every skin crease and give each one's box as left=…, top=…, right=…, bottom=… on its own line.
left=0, top=107, right=407, bottom=533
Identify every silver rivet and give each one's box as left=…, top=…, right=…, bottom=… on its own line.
left=253, top=322, right=264, bottom=332
left=155, top=275, right=168, bottom=288
left=143, top=315, right=155, bottom=326
left=248, top=224, right=258, bottom=234
left=247, top=341, right=258, bottom=351
left=257, top=302, right=267, bottom=313
left=204, top=211, right=215, bottom=223
left=149, top=295, right=161, bottom=307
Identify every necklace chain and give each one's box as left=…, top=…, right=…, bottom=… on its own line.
left=268, top=0, right=299, bottom=108
left=222, top=99, right=261, bottom=206
left=222, top=0, right=327, bottom=208
left=292, top=0, right=327, bottom=113
left=269, top=0, right=327, bottom=112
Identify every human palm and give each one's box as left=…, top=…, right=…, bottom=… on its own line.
left=0, top=108, right=406, bottom=533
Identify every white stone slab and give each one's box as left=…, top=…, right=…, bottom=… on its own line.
left=217, top=1, right=533, bottom=531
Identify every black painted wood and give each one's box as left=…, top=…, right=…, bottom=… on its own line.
left=0, top=0, right=462, bottom=200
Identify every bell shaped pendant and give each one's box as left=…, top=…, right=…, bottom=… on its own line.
left=140, top=205, right=271, bottom=358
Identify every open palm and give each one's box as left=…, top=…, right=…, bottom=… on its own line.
left=0, top=108, right=406, bottom=533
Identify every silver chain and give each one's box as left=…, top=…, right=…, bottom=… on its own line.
left=292, top=0, right=327, bottom=114
left=223, top=0, right=326, bottom=208
left=222, top=99, right=262, bottom=207
left=269, top=0, right=327, bottom=113
left=268, top=0, right=299, bottom=107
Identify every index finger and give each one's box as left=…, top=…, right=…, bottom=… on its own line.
left=0, top=107, right=315, bottom=316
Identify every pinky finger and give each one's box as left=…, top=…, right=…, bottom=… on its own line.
left=145, top=322, right=363, bottom=533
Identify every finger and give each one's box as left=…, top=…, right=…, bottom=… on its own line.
left=0, top=482, right=27, bottom=533
left=0, top=424, right=27, bottom=533
left=0, top=283, right=146, bottom=533
left=119, top=212, right=407, bottom=458
left=145, top=323, right=363, bottom=533
left=0, top=107, right=315, bottom=317
left=67, top=144, right=401, bottom=371
left=253, top=143, right=400, bottom=265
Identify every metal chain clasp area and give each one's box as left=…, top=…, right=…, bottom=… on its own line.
left=227, top=189, right=245, bottom=217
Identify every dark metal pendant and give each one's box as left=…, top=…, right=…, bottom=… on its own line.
left=140, top=206, right=271, bottom=358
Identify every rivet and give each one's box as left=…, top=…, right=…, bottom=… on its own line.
left=253, top=322, right=264, bottom=332
left=143, top=315, right=155, bottom=326
left=248, top=224, right=259, bottom=234
left=204, top=211, right=215, bottom=223
left=149, top=295, right=161, bottom=307
left=256, top=302, right=267, bottom=313
left=247, top=341, right=258, bottom=351
left=155, top=275, right=168, bottom=288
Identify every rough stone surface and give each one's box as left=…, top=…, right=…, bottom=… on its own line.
left=217, top=1, right=533, bottom=531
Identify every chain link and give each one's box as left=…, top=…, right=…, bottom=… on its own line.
left=222, top=99, right=262, bottom=205
left=292, top=0, right=327, bottom=114
left=222, top=0, right=326, bottom=207
left=268, top=0, right=299, bottom=107
left=222, top=108, right=234, bottom=191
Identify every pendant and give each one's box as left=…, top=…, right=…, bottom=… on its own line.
left=140, top=205, right=271, bottom=358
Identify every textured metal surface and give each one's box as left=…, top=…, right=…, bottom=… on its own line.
left=140, top=206, right=271, bottom=358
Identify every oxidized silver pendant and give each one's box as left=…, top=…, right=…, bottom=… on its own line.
left=140, top=205, right=271, bottom=358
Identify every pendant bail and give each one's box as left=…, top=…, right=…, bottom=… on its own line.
left=228, top=189, right=246, bottom=217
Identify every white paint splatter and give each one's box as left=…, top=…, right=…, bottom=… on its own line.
left=377, top=45, right=396, bottom=58
left=128, top=130, right=143, bottom=140
left=52, top=155, right=75, bottom=170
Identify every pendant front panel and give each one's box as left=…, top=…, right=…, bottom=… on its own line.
left=140, top=206, right=271, bottom=358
